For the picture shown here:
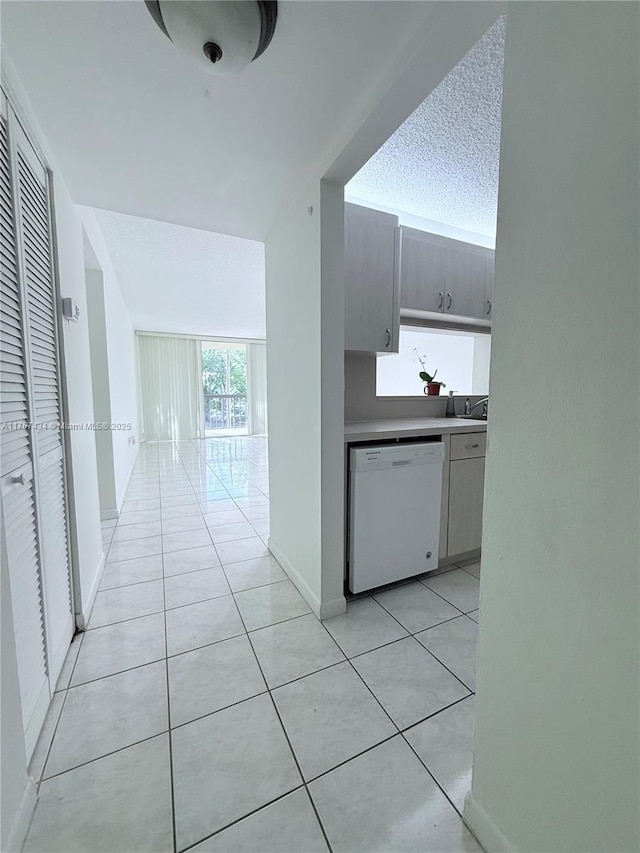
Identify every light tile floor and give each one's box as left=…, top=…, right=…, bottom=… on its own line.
left=25, top=436, right=482, bottom=853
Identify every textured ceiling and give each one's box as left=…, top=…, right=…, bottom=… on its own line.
left=347, top=17, right=505, bottom=237
left=92, top=209, right=265, bottom=338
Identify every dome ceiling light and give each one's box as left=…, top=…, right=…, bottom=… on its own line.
left=145, top=0, right=278, bottom=76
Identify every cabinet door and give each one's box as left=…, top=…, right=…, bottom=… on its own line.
left=484, top=256, right=495, bottom=320
left=400, top=228, right=447, bottom=314
left=445, top=248, right=487, bottom=319
left=345, top=204, right=399, bottom=353
left=447, top=456, right=485, bottom=557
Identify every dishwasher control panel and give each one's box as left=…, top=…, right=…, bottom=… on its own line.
left=350, top=442, right=445, bottom=472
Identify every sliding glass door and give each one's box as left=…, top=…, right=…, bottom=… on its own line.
left=201, top=341, right=248, bottom=436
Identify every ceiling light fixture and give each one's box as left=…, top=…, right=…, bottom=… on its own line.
left=145, top=0, right=278, bottom=76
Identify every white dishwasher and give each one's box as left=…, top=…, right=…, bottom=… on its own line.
left=349, top=442, right=445, bottom=593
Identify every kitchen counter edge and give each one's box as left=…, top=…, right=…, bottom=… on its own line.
left=344, top=417, right=488, bottom=443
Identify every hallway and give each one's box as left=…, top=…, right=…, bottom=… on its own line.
left=24, top=437, right=481, bottom=853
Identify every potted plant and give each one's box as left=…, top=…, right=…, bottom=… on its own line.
left=415, top=349, right=446, bottom=396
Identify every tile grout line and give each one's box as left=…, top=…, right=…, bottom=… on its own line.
left=399, top=720, right=472, bottom=821
left=32, top=696, right=66, bottom=785
left=175, top=787, right=310, bottom=853
left=45, top=438, right=474, bottom=850
left=89, top=463, right=475, bottom=721
left=37, top=668, right=473, bottom=796
left=411, top=629, right=477, bottom=694
left=38, top=729, right=170, bottom=784
left=370, top=596, right=480, bottom=689
left=51, top=631, right=475, bottom=772
left=96, top=437, right=272, bottom=633
left=416, top=572, right=480, bottom=614
left=63, top=653, right=169, bottom=691
left=227, top=572, right=335, bottom=853
left=156, top=444, right=179, bottom=853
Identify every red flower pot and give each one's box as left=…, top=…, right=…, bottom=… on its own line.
left=426, top=382, right=442, bottom=396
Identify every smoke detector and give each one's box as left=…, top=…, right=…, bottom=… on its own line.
left=145, top=0, right=278, bottom=76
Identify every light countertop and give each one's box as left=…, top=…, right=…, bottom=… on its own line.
left=344, top=417, right=487, bottom=443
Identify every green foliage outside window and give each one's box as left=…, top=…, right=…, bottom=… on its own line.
left=201, top=346, right=247, bottom=395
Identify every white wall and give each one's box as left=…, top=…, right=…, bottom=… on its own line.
left=265, top=179, right=347, bottom=619
left=319, top=180, right=348, bottom=609
left=92, top=210, right=266, bottom=339
left=466, top=4, right=640, bottom=852
left=80, top=207, right=139, bottom=511
left=265, top=180, right=326, bottom=615
left=85, top=268, right=118, bottom=517
left=345, top=352, right=489, bottom=422
left=376, top=327, right=490, bottom=397
left=48, top=157, right=104, bottom=626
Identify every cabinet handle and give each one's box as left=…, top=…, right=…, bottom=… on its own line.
left=465, top=443, right=480, bottom=449
left=384, top=328, right=391, bottom=348
left=438, top=291, right=444, bottom=310
left=446, top=292, right=453, bottom=310
left=10, top=473, right=26, bottom=486
left=486, top=299, right=492, bottom=316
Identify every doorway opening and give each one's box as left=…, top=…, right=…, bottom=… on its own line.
left=201, top=341, right=248, bottom=436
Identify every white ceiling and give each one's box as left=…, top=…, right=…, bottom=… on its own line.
left=91, top=208, right=265, bottom=338
left=1, top=0, right=433, bottom=241
left=347, top=16, right=505, bottom=237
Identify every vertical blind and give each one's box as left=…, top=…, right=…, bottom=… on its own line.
left=247, top=341, right=268, bottom=435
left=138, top=334, right=201, bottom=441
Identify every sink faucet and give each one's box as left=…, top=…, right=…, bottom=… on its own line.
left=464, top=397, right=489, bottom=417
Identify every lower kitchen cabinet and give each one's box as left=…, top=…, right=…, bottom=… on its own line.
left=447, top=455, right=486, bottom=557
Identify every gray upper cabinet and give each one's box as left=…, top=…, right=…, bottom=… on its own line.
left=400, top=227, right=494, bottom=322
left=399, top=228, right=449, bottom=314
left=345, top=203, right=400, bottom=353
left=447, top=245, right=488, bottom=319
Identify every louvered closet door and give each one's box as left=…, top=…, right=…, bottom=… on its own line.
left=12, top=115, right=73, bottom=682
left=0, top=94, right=50, bottom=757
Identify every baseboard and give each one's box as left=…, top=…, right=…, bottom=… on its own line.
left=318, top=596, right=347, bottom=620
left=463, top=791, right=517, bottom=853
left=5, top=776, right=36, bottom=853
left=439, top=549, right=481, bottom=570
left=47, top=616, right=75, bottom=689
left=115, top=453, right=138, bottom=514
left=267, top=537, right=346, bottom=620
left=75, top=551, right=106, bottom=631
left=23, top=680, right=50, bottom=764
